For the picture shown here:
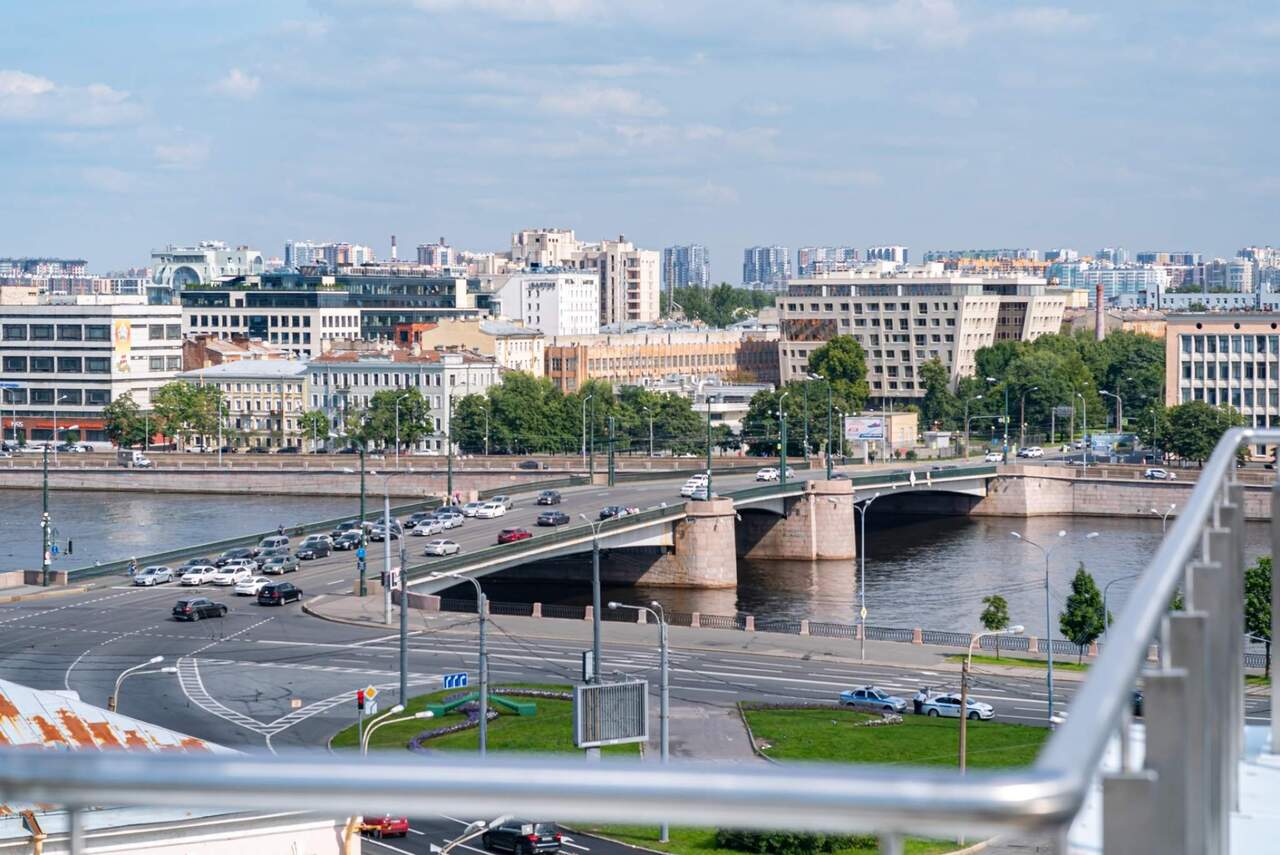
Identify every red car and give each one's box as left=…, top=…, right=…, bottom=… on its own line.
left=497, top=527, right=533, bottom=544
left=361, top=815, right=409, bottom=839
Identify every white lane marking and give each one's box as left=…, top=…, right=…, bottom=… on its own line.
left=176, top=658, right=271, bottom=734
left=362, top=836, right=417, bottom=855
left=187, top=616, right=276, bottom=657
left=327, top=579, right=345, bottom=586
left=63, top=622, right=162, bottom=691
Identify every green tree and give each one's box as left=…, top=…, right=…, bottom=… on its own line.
left=740, top=387, right=813, bottom=457
left=452, top=393, right=490, bottom=454
left=1165, top=400, right=1246, bottom=463
left=1059, top=564, right=1108, bottom=663
left=298, top=410, right=331, bottom=451
left=1246, top=557, right=1273, bottom=675
left=919, top=358, right=957, bottom=430
left=152, top=382, right=223, bottom=449
left=363, top=388, right=431, bottom=450
left=980, top=594, right=1011, bottom=659
left=102, top=392, right=148, bottom=448
left=664, top=283, right=775, bottom=327
left=807, top=336, right=869, bottom=411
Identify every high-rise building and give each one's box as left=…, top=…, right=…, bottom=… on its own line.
left=662, top=245, right=711, bottom=290
left=0, top=258, right=88, bottom=277
left=865, top=245, right=909, bottom=266
left=922, top=249, right=1039, bottom=263
left=506, top=229, right=660, bottom=326
left=150, top=241, right=264, bottom=302
left=1204, top=258, right=1254, bottom=293
left=1044, top=249, right=1079, bottom=263
left=1096, top=247, right=1129, bottom=265
left=285, top=240, right=374, bottom=271
left=486, top=271, right=600, bottom=336
left=797, top=247, right=860, bottom=277
left=742, top=246, right=791, bottom=290
left=416, top=238, right=456, bottom=269
left=1136, top=251, right=1202, bottom=266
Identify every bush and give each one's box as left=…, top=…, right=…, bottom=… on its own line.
left=905, top=449, right=918, bottom=460
left=714, top=829, right=879, bottom=855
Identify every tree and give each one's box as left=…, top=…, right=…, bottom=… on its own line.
left=102, top=392, right=147, bottom=448
left=980, top=594, right=1011, bottom=659
left=1059, top=564, right=1108, bottom=663
left=663, top=283, right=775, bottom=327
left=1165, top=400, right=1246, bottom=463
left=151, top=382, right=224, bottom=449
left=807, top=336, right=869, bottom=411
left=362, top=388, right=431, bottom=450
left=1246, top=557, right=1273, bottom=675
left=298, top=410, right=331, bottom=451
left=919, top=358, right=957, bottom=429
left=452, top=393, right=490, bottom=454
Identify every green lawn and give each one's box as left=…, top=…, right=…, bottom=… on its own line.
left=1246, top=675, right=1271, bottom=687
left=331, top=684, right=637, bottom=756
left=945, top=653, right=1091, bottom=673
left=582, top=826, right=955, bottom=855
left=743, top=706, right=1049, bottom=769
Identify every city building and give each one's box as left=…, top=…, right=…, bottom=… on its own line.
left=1096, top=247, right=1130, bottom=265
left=1137, top=250, right=1202, bottom=266
left=543, top=328, right=780, bottom=394
left=776, top=272, right=1067, bottom=403
left=865, top=245, right=909, bottom=266
left=922, top=249, right=1040, bottom=263
left=1164, top=313, right=1280, bottom=457
left=416, top=237, right=458, bottom=270
left=1204, top=258, right=1254, bottom=293
left=1044, top=248, right=1079, bottom=262
left=284, top=240, right=374, bottom=270
left=1047, top=262, right=1170, bottom=304
left=742, top=246, right=791, bottom=290
left=642, top=376, right=775, bottom=432
left=178, top=360, right=309, bottom=449
left=182, top=333, right=288, bottom=371
left=662, top=244, right=711, bottom=290
left=1062, top=307, right=1167, bottom=339
left=104, top=268, right=151, bottom=297
left=797, top=247, right=860, bottom=277
left=149, top=241, right=264, bottom=302
left=180, top=282, right=362, bottom=361
left=510, top=227, right=580, bottom=268
left=485, top=271, right=600, bottom=336
left=0, top=258, right=88, bottom=277
left=309, top=342, right=500, bottom=452
left=507, top=229, right=660, bottom=326
left=393, top=319, right=546, bottom=377
left=0, top=295, right=182, bottom=444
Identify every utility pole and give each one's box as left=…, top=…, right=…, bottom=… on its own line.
left=802, top=384, right=810, bottom=462
left=607, top=415, right=616, bottom=487
left=824, top=380, right=833, bottom=479
left=589, top=395, right=596, bottom=479
left=705, top=397, right=713, bottom=500
left=41, top=446, right=50, bottom=587
left=358, top=445, right=367, bottom=596
left=446, top=393, right=454, bottom=500
left=398, top=531, right=408, bottom=705
left=778, top=389, right=790, bottom=488
left=1019, top=386, right=1038, bottom=450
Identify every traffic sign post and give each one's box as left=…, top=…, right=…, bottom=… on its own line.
left=443, top=672, right=468, bottom=690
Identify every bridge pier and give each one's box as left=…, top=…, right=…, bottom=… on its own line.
left=637, top=497, right=739, bottom=588
left=736, top=480, right=855, bottom=561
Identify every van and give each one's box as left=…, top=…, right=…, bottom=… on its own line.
left=253, top=535, right=290, bottom=556
left=117, top=450, right=153, bottom=468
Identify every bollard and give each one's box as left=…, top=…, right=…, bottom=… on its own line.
left=744, top=615, right=755, bottom=632
left=583, top=605, right=593, bottom=622
left=800, top=619, right=810, bottom=636
left=691, top=612, right=701, bottom=628
left=911, top=627, right=923, bottom=645
left=532, top=602, right=542, bottom=618
left=1028, top=636, right=1039, bottom=654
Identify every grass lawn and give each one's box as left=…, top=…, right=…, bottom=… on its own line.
left=1246, top=675, right=1271, bottom=687
left=946, top=653, right=1090, bottom=673
left=742, top=707, right=1049, bottom=769
left=330, top=683, right=637, bottom=756
left=581, top=826, right=956, bottom=855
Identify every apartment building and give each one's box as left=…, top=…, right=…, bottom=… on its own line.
left=742, top=246, right=791, bottom=290
left=393, top=320, right=545, bottom=377
left=1165, top=314, right=1280, bottom=457
left=485, top=270, right=600, bottom=335
left=776, top=273, right=1067, bottom=401
left=0, top=296, right=183, bottom=444
left=180, top=286, right=361, bottom=360
left=178, top=360, right=308, bottom=449
left=150, top=241, right=264, bottom=301
left=662, top=244, right=711, bottom=290
left=507, top=229, right=660, bottom=326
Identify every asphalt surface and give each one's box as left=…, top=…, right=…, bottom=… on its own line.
left=358, top=817, right=624, bottom=855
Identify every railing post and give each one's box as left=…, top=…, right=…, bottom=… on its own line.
left=1206, top=515, right=1243, bottom=812
left=1167, top=611, right=1211, bottom=854
left=1188, top=559, right=1230, bottom=855
left=1272, top=476, right=1280, bottom=753
left=1103, top=771, right=1159, bottom=854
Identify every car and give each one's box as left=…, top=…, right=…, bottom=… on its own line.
left=254, top=535, right=290, bottom=555
left=518, top=460, right=546, bottom=471
left=482, top=819, right=562, bottom=855
left=246, top=446, right=270, bottom=454
left=404, top=511, right=437, bottom=529
left=333, top=531, right=363, bottom=550
left=922, top=693, right=995, bottom=721
left=536, top=490, right=562, bottom=505
left=423, top=539, right=461, bottom=556
left=411, top=518, right=445, bottom=536
left=537, top=511, right=570, bottom=527
left=215, top=547, right=255, bottom=567
left=298, top=533, right=332, bottom=549
left=330, top=520, right=362, bottom=538
left=221, top=557, right=259, bottom=574
left=498, top=527, right=533, bottom=544
left=1143, top=467, right=1176, bottom=480
left=1019, top=446, right=1044, bottom=458
left=367, top=524, right=402, bottom=541
left=261, top=555, right=300, bottom=575
left=598, top=505, right=639, bottom=520
left=756, top=467, right=780, bottom=482
left=218, top=445, right=238, bottom=454
left=258, top=581, right=303, bottom=605
left=210, top=566, right=251, bottom=586
left=296, top=541, right=331, bottom=560
left=336, top=446, right=360, bottom=455
left=256, top=545, right=291, bottom=562
left=57, top=443, right=87, bottom=453
left=176, top=557, right=214, bottom=573
left=234, top=575, right=272, bottom=596
left=680, top=474, right=709, bottom=496
left=461, top=501, right=486, bottom=517
left=179, top=565, right=219, bottom=586
left=984, top=451, right=1004, bottom=463
left=434, top=511, right=465, bottom=529
left=688, top=485, right=712, bottom=500
left=492, top=495, right=515, bottom=510
left=172, top=597, right=227, bottom=621
left=276, top=446, right=302, bottom=454
left=133, top=566, right=173, bottom=586
left=361, top=815, right=410, bottom=839
left=475, top=501, right=507, bottom=519
left=838, top=686, right=908, bottom=714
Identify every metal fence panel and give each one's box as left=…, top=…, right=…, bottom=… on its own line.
left=574, top=681, right=649, bottom=748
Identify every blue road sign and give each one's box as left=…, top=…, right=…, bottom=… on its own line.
left=356, top=547, right=366, bottom=559
left=443, top=672, right=468, bottom=690
left=49, top=545, right=59, bottom=557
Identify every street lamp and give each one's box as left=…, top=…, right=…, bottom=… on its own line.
left=581, top=393, right=594, bottom=471
left=809, top=374, right=834, bottom=479
left=578, top=514, right=606, bottom=690
left=1018, top=386, right=1039, bottom=450
left=963, top=395, right=983, bottom=459
left=1010, top=529, right=1099, bottom=726
left=1075, top=392, right=1089, bottom=473
left=1149, top=503, right=1176, bottom=533
left=108, top=656, right=176, bottom=712
left=778, top=389, right=790, bottom=488
left=378, top=470, right=412, bottom=703
left=853, top=492, right=880, bottom=661
left=642, top=406, right=654, bottom=457
left=609, top=600, right=669, bottom=843
left=704, top=397, right=713, bottom=500
left=427, top=570, right=489, bottom=756
left=1102, top=573, right=1141, bottom=645
left=52, top=394, right=71, bottom=464
left=393, top=391, right=412, bottom=470
left=361, top=705, right=434, bottom=755
left=985, top=378, right=1009, bottom=461
left=1099, top=390, right=1123, bottom=433
left=960, top=626, right=1024, bottom=773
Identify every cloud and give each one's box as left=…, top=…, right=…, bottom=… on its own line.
left=154, top=141, right=210, bottom=169
left=0, top=69, right=55, bottom=98
left=806, top=0, right=970, bottom=49
left=794, top=167, right=884, bottom=188
left=0, top=69, right=139, bottom=125
left=539, top=85, right=665, bottom=117
left=410, top=0, right=611, bottom=21
left=212, top=68, right=260, bottom=99
left=81, top=166, right=135, bottom=193
left=997, top=6, right=1097, bottom=34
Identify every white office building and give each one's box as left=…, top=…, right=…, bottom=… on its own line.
left=507, top=229, right=660, bottom=326
left=486, top=271, right=600, bottom=336
left=150, top=241, right=264, bottom=298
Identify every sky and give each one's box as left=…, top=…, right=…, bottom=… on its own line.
left=2, top=1, right=1277, bottom=281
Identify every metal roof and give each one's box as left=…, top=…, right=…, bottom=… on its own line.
left=177, top=359, right=307, bottom=380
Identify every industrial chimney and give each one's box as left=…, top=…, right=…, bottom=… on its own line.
left=1094, top=283, right=1105, bottom=341
left=391, top=235, right=398, bottom=261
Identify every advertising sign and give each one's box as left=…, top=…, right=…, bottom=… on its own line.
left=112, top=319, right=132, bottom=373
left=844, top=416, right=884, bottom=441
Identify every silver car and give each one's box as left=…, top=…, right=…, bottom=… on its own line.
left=423, top=539, right=461, bottom=556
left=133, top=566, right=173, bottom=586
left=921, top=693, right=995, bottom=721
left=411, top=519, right=445, bottom=536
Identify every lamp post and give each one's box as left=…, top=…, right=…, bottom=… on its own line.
left=1100, top=389, right=1123, bottom=434
left=963, top=395, right=983, bottom=459
left=643, top=406, right=654, bottom=457
left=393, top=392, right=412, bottom=470
left=445, top=392, right=454, bottom=500
left=704, top=398, right=713, bottom=500
left=581, top=394, right=593, bottom=468
left=1018, top=386, right=1039, bottom=450
left=802, top=383, right=810, bottom=462
left=578, top=514, right=605, bottom=689
left=1010, top=529, right=1100, bottom=726
left=960, top=626, right=1024, bottom=773
left=41, top=445, right=50, bottom=586
left=1075, top=392, right=1089, bottom=473
left=482, top=401, right=490, bottom=457
left=834, top=408, right=845, bottom=462
left=378, top=472, right=411, bottom=629
left=809, top=374, right=834, bottom=479
left=107, top=656, right=175, bottom=712
left=985, top=378, right=1009, bottom=461
left=608, top=600, right=669, bottom=843
left=52, top=393, right=70, bottom=464
left=427, top=570, right=488, bottom=755
left=853, top=492, right=880, bottom=662
left=1149, top=502, right=1176, bottom=533
left=1102, top=573, right=1141, bottom=645
left=778, top=389, right=790, bottom=489
left=361, top=705, right=434, bottom=755
left=357, top=440, right=368, bottom=597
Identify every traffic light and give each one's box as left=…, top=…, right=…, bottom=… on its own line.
left=356, top=689, right=364, bottom=712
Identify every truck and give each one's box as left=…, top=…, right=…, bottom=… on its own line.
left=116, top=450, right=153, bottom=468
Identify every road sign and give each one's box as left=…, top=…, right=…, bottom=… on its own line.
left=860, top=606, right=868, bottom=620
left=366, top=701, right=378, bottom=716
left=356, top=547, right=366, bottom=559
left=0, top=382, right=21, bottom=389
left=574, top=680, right=649, bottom=748
left=363, top=685, right=378, bottom=702
left=49, top=545, right=59, bottom=557
left=443, top=672, right=468, bottom=690
left=290, top=698, right=302, bottom=710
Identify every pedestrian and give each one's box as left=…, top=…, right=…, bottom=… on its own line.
left=127, top=557, right=137, bottom=577
left=277, top=524, right=285, bottom=536
left=913, top=686, right=926, bottom=715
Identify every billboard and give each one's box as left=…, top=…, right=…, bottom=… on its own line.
left=112, top=319, right=132, bottom=374
left=573, top=680, right=649, bottom=748
left=844, top=416, right=884, bottom=441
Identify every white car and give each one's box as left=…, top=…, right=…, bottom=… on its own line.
left=233, top=575, right=272, bottom=596
left=133, top=566, right=173, bottom=586
left=756, top=467, right=780, bottom=482
left=922, top=693, right=995, bottom=721
left=474, top=501, right=506, bottom=519
left=423, top=539, right=461, bottom=556
left=222, top=557, right=259, bottom=573
left=179, top=565, right=219, bottom=586
left=411, top=519, right=445, bottom=536
left=435, top=512, right=465, bottom=529
left=1019, top=446, right=1044, bottom=458
left=210, top=566, right=251, bottom=586
left=492, top=495, right=515, bottom=510
left=680, top=475, right=709, bottom=497
left=460, top=502, right=485, bottom=517
left=1143, top=468, right=1176, bottom=480
left=984, top=452, right=1003, bottom=463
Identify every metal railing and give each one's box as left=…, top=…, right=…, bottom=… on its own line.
left=2, top=439, right=1270, bottom=854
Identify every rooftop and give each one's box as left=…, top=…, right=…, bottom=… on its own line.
left=178, top=359, right=306, bottom=380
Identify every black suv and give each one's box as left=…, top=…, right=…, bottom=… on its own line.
left=482, top=820, right=561, bottom=855
left=333, top=531, right=362, bottom=550
left=536, top=490, right=561, bottom=505
left=296, top=541, right=331, bottom=560
left=173, top=597, right=228, bottom=621
left=536, top=511, right=570, bottom=527
left=258, top=581, right=303, bottom=606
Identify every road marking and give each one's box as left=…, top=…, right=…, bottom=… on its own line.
left=327, top=579, right=346, bottom=586
left=63, top=622, right=162, bottom=691
left=362, top=836, right=417, bottom=854
left=176, top=658, right=272, bottom=734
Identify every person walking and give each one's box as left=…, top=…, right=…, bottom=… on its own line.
left=127, top=557, right=138, bottom=577
left=913, top=687, right=927, bottom=715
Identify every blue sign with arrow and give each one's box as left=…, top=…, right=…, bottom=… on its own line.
left=356, top=547, right=366, bottom=559
left=443, top=672, right=468, bottom=690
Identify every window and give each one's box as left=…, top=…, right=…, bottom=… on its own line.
left=30, top=324, right=53, bottom=340
left=57, top=324, right=82, bottom=341
left=30, top=388, right=54, bottom=404
left=85, top=324, right=109, bottom=341
left=57, top=356, right=82, bottom=372
left=166, top=356, right=182, bottom=370
left=86, top=389, right=110, bottom=405
left=2, top=324, right=26, bottom=340
left=149, top=324, right=165, bottom=340
left=3, top=356, right=27, bottom=372
left=85, top=357, right=109, bottom=373
left=166, top=324, right=181, bottom=339
left=149, top=356, right=164, bottom=371
left=59, top=389, right=82, bottom=405
left=30, top=356, right=54, bottom=373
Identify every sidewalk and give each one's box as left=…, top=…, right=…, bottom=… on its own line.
left=303, top=592, right=1095, bottom=682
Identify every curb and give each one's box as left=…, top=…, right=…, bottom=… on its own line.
left=563, top=828, right=668, bottom=855
left=735, top=702, right=778, bottom=765
left=302, top=595, right=395, bottom=631
left=0, top=584, right=92, bottom=604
